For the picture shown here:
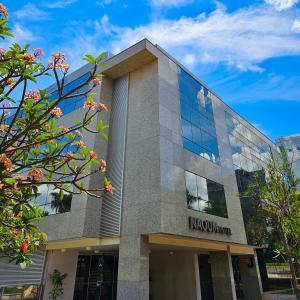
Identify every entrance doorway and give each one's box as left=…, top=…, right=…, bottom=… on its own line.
left=198, top=255, right=214, bottom=300
left=73, top=255, right=118, bottom=300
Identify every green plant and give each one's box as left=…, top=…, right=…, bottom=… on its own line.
left=49, top=269, right=67, bottom=300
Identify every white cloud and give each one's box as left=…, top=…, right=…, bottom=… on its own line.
left=96, top=0, right=112, bottom=7
left=264, top=0, right=299, bottom=11
left=13, top=3, right=50, bottom=21
left=183, top=53, right=196, bottom=67
left=57, top=5, right=300, bottom=72
left=1, top=23, right=38, bottom=49
left=12, top=24, right=37, bottom=44
left=43, top=0, right=77, bottom=9
left=107, top=6, right=300, bottom=72
left=292, top=19, right=300, bottom=31
left=150, top=0, right=194, bottom=8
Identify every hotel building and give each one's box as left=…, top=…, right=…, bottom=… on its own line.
left=0, top=39, right=277, bottom=300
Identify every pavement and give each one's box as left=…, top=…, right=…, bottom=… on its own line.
left=262, top=293, right=296, bottom=300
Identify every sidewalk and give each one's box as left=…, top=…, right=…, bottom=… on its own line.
left=263, top=294, right=296, bottom=300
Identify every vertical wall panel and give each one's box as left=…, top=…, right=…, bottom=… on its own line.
left=0, top=249, right=45, bottom=287
left=100, top=75, right=129, bottom=236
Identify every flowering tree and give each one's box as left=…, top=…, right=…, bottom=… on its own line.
left=0, top=4, right=112, bottom=268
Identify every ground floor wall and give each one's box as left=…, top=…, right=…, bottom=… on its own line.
left=42, top=250, right=78, bottom=300
left=38, top=237, right=263, bottom=300
left=150, top=252, right=198, bottom=300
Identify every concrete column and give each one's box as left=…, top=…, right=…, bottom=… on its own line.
left=117, top=235, right=150, bottom=300
left=149, top=252, right=198, bottom=300
left=42, top=250, right=78, bottom=300
left=210, top=248, right=237, bottom=300
left=239, top=254, right=263, bottom=300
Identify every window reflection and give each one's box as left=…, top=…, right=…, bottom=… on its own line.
left=33, top=184, right=72, bottom=216
left=185, top=171, right=228, bottom=218
left=225, top=111, right=271, bottom=172
left=49, top=73, right=89, bottom=116
left=179, top=69, right=219, bottom=164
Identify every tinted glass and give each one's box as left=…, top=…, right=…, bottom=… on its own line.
left=179, top=69, right=219, bottom=164
left=49, top=73, right=89, bottom=116
left=225, top=111, right=271, bottom=172
left=185, top=171, right=228, bottom=218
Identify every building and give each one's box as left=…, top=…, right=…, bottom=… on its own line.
left=0, top=39, right=278, bottom=300
left=276, top=134, right=300, bottom=182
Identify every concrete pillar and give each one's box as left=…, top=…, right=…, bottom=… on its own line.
left=239, top=253, right=263, bottom=300
left=149, top=252, right=198, bottom=300
left=42, top=250, right=78, bottom=300
left=117, top=235, right=150, bottom=300
left=210, top=248, right=237, bottom=300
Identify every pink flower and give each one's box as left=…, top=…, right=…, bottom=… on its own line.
left=48, top=61, right=54, bottom=69
left=92, top=77, right=102, bottom=86
left=7, top=78, right=16, bottom=89
left=0, top=48, right=5, bottom=56
left=83, top=99, right=97, bottom=110
left=60, top=125, right=69, bottom=132
left=62, top=64, right=70, bottom=71
left=33, top=48, right=44, bottom=57
left=0, top=4, right=8, bottom=18
left=0, top=154, right=13, bottom=171
left=50, top=107, right=62, bottom=118
left=23, top=53, right=35, bottom=62
left=104, top=183, right=113, bottom=195
left=16, top=174, right=26, bottom=181
left=51, top=52, right=66, bottom=64
left=25, top=89, right=41, bottom=103
left=75, top=130, right=82, bottom=136
left=28, top=169, right=43, bottom=181
left=99, top=160, right=106, bottom=173
left=90, top=151, right=97, bottom=159
left=98, top=103, right=108, bottom=112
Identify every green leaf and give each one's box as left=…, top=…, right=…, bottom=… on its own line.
left=82, top=54, right=96, bottom=63
left=95, top=52, right=108, bottom=63
left=20, top=261, right=27, bottom=269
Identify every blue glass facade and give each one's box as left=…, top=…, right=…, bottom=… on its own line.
left=179, top=69, right=219, bottom=164
left=49, top=73, right=89, bottom=115
left=225, top=111, right=271, bottom=172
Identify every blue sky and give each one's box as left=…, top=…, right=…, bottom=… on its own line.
left=3, top=0, right=300, bottom=141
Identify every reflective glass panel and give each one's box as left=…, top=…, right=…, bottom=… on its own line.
left=185, top=171, right=228, bottom=218
left=179, top=69, right=220, bottom=163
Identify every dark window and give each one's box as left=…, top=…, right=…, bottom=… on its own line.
left=185, top=171, right=228, bottom=218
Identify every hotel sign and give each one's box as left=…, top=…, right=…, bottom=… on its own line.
left=188, top=216, right=232, bottom=235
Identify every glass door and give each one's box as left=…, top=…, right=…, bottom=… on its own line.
left=73, top=255, right=118, bottom=300
left=232, top=256, right=244, bottom=299
left=198, top=255, right=214, bottom=300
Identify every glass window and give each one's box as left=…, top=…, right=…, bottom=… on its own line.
left=185, top=171, right=200, bottom=210
left=192, top=125, right=202, bottom=146
left=179, top=68, right=220, bottom=164
left=33, top=184, right=72, bottom=216
left=49, top=73, right=89, bottom=116
left=185, top=171, right=228, bottom=218
left=182, top=119, right=193, bottom=141
left=180, top=99, right=190, bottom=121
left=205, top=179, right=228, bottom=218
